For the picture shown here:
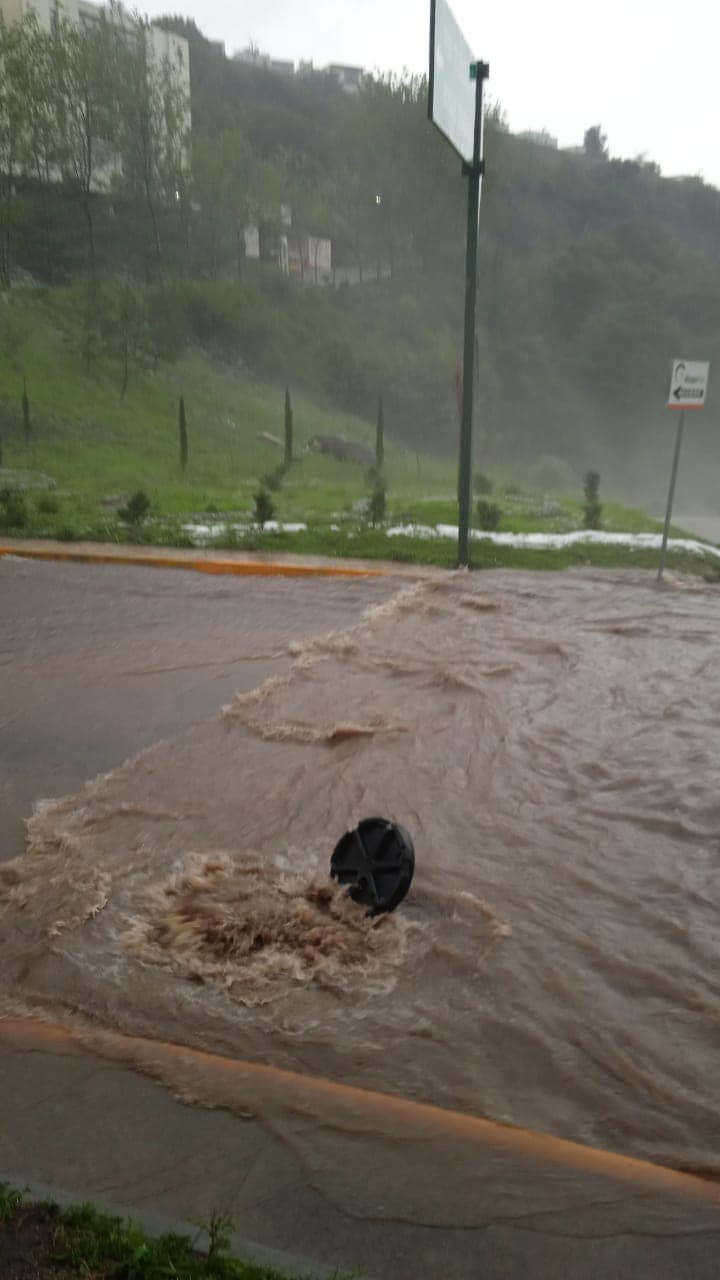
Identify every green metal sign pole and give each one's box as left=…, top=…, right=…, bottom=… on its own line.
left=457, top=61, right=489, bottom=568
left=657, top=408, right=686, bottom=581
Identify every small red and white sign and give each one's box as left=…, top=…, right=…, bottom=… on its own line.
left=668, top=359, right=710, bottom=409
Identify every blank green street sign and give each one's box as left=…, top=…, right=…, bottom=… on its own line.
left=428, top=0, right=476, bottom=163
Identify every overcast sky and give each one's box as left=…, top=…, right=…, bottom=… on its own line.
left=142, top=0, right=720, bottom=188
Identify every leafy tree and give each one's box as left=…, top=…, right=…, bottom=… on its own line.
left=115, top=15, right=190, bottom=269
left=583, top=125, right=608, bottom=162
left=20, top=18, right=63, bottom=279
left=53, top=11, right=126, bottom=275
left=190, top=127, right=254, bottom=277
left=100, top=278, right=153, bottom=395
left=0, top=15, right=31, bottom=286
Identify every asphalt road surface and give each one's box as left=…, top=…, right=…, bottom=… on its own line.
left=0, top=557, right=396, bottom=861
left=3, top=555, right=720, bottom=1280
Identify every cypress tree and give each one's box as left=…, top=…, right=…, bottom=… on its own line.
left=284, top=387, right=293, bottom=467
left=375, top=394, right=385, bottom=474
left=22, top=379, right=31, bottom=447
left=179, top=394, right=188, bottom=473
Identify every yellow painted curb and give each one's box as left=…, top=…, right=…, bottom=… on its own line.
left=0, top=544, right=390, bottom=579
left=3, top=1017, right=719, bottom=1209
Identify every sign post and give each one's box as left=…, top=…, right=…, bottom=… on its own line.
left=657, top=359, right=710, bottom=581
left=429, top=0, right=488, bottom=567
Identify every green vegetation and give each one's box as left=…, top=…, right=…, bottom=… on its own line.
left=0, top=1184, right=315, bottom=1279
left=179, top=393, right=189, bottom=473
left=253, top=486, right=275, bottom=529
left=0, top=288, right=710, bottom=576
left=284, top=387, right=293, bottom=468
left=375, top=395, right=385, bottom=475
left=583, top=469, right=602, bottom=529
left=2, top=11, right=719, bottom=559
left=476, top=499, right=502, bottom=531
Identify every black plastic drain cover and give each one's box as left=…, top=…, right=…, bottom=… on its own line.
left=331, top=818, right=415, bottom=916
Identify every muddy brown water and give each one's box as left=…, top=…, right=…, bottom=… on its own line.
left=2, top=566, right=720, bottom=1174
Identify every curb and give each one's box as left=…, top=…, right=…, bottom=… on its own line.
left=5, top=1019, right=720, bottom=1213
left=0, top=543, right=392, bottom=579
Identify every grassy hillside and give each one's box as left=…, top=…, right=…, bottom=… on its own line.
left=1, top=285, right=715, bottom=577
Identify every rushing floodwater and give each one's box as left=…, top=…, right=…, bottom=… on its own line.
left=2, top=569, right=720, bottom=1173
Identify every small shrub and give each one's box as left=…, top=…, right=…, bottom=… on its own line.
left=583, top=470, right=600, bottom=504
left=476, top=499, right=501, bottom=531
left=36, top=493, right=59, bottom=515
left=0, top=1185, right=23, bottom=1222
left=205, top=1209, right=234, bottom=1261
left=261, top=465, right=286, bottom=492
left=584, top=499, right=603, bottom=530
left=474, top=471, right=493, bottom=495
left=368, top=479, right=387, bottom=527
left=583, top=470, right=602, bottom=528
left=118, top=490, right=151, bottom=524
left=253, top=487, right=275, bottom=529
left=0, top=486, right=28, bottom=529
left=241, top=530, right=262, bottom=551
left=218, top=523, right=240, bottom=550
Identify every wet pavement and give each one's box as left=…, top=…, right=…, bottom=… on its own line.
left=2, top=556, right=720, bottom=1279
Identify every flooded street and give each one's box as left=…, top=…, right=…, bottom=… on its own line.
left=2, top=561, right=720, bottom=1175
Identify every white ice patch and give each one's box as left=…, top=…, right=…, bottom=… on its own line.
left=386, top=525, right=720, bottom=557
left=182, top=521, right=308, bottom=542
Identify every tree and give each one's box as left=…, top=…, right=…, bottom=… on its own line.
left=369, top=478, right=386, bottom=527
left=99, top=278, right=153, bottom=394
left=116, top=15, right=190, bottom=270
left=375, top=394, right=385, bottom=473
left=190, top=127, right=254, bottom=277
left=284, top=387, right=293, bottom=467
left=0, top=15, right=30, bottom=287
left=54, top=11, right=125, bottom=276
left=583, top=470, right=602, bottom=529
left=22, top=378, right=31, bottom=446
left=179, top=393, right=188, bottom=471
left=21, top=19, right=63, bottom=280
left=583, top=125, right=608, bottom=162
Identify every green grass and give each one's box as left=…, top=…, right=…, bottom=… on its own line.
left=0, top=286, right=710, bottom=571
left=0, top=1184, right=324, bottom=1279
